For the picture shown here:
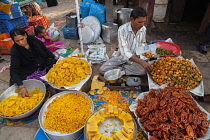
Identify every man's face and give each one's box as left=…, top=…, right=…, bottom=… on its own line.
left=130, top=16, right=147, bottom=30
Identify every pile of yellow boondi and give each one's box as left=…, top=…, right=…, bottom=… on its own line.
left=43, top=93, right=92, bottom=133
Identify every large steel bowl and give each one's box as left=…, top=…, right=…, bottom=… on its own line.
left=39, top=90, right=94, bottom=140
left=0, top=79, right=46, bottom=119
left=104, top=69, right=122, bottom=83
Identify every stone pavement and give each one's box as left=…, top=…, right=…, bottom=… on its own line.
left=0, top=0, right=210, bottom=139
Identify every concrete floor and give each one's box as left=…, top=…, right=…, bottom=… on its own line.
left=0, top=0, right=210, bottom=139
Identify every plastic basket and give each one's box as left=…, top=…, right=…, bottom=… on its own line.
left=18, top=0, right=35, bottom=7
left=23, top=26, right=35, bottom=35
left=0, top=3, right=23, bottom=20
left=0, top=15, right=28, bottom=33
left=28, top=15, right=49, bottom=29
left=0, top=33, right=14, bottom=55
left=62, top=25, right=78, bottom=39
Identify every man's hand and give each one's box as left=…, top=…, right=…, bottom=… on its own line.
left=129, top=55, right=152, bottom=72
left=139, top=60, right=152, bottom=72
left=55, top=56, right=59, bottom=60
left=19, top=85, right=29, bottom=98
left=78, top=23, right=85, bottom=28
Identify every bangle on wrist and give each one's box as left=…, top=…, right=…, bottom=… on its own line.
left=19, top=86, right=26, bottom=90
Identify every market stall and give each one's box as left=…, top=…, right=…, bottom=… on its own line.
left=0, top=0, right=209, bottom=140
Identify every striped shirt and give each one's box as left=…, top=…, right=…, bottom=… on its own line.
left=116, top=22, right=147, bottom=61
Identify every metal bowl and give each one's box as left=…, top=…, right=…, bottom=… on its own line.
left=104, top=69, right=122, bottom=83
left=0, top=79, right=46, bottom=119
left=39, top=90, right=94, bottom=140
left=84, top=107, right=138, bottom=140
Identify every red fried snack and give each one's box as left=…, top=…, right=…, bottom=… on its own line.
left=136, top=87, right=209, bottom=140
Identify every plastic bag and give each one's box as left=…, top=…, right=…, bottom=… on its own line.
left=89, top=3, right=106, bottom=24
left=79, top=0, right=95, bottom=19
left=46, top=23, right=60, bottom=41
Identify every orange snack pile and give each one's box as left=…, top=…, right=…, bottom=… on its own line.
left=135, top=87, right=209, bottom=139
left=151, top=57, right=202, bottom=90
left=96, top=90, right=130, bottom=112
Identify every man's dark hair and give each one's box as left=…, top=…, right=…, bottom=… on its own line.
left=130, top=6, right=147, bottom=20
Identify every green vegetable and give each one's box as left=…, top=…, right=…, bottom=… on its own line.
left=156, top=47, right=174, bottom=55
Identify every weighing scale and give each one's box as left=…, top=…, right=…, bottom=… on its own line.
left=104, top=76, right=149, bottom=92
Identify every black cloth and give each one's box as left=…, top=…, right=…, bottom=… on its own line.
left=46, top=0, right=58, bottom=7
left=10, top=35, right=56, bottom=86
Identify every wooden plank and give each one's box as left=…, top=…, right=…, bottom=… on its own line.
left=169, top=0, right=187, bottom=23
left=199, top=3, right=210, bottom=33
left=139, top=0, right=155, bottom=34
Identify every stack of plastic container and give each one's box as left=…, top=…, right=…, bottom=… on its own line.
left=62, top=12, right=78, bottom=39
left=0, top=3, right=29, bottom=54
left=28, top=15, right=49, bottom=29
left=0, top=3, right=28, bottom=33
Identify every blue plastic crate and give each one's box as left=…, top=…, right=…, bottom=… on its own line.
left=62, top=25, right=78, bottom=39
left=150, top=40, right=166, bottom=44
left=0, top=15, right=28, bottom=33
left=0, top=3, right=23, bottom=20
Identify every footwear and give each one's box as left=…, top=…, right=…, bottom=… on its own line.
left=198, top=43, right=207, bottom=54
left=194, top=95, right=204, bottom=101
left=203, top=94, right=210, bottom=102
left=193, top=94, right=210, bottom=102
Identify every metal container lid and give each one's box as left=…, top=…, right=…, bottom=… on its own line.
left=81, top=26, right=95, bottom=44
left=82, top=16, right=101, bottom=42
left=102, top=22, right=118, bottom=29
left=115, top=8, right=133, bottom=14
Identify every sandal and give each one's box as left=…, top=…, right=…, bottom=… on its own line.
left=193, top=95, right=204, bottom=101
left=203, top=94, right=210, bottom=102
left=198, top=43, right=207, bottom=54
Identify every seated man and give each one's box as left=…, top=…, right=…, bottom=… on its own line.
left=199, top=24, right=210, bottom=54
left=99, top=6, right=152, bottom=75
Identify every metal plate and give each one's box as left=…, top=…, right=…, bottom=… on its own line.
left=82, top=16, right=101, bottom=42
left=0, top=79, right=46, bottom=119
left=81, top=26, right=95, bottom=44
left=39, top=90, right=94, bottom=140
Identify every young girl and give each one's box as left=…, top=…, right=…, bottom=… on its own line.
left=35, top=25, right=65, bottom=52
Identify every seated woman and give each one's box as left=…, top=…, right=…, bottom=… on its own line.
left=35, top=25, right=65, bottom=52
left=10, top=28, right=58, bottom=97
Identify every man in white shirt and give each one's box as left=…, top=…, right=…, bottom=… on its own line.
left=99, top=6, right=152, bottom=75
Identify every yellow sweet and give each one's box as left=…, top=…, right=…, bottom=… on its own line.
left=86, top=106, right=135, bottom=140
left=46, top=57, right=90, bottom=87
left=92, top=134, right=102, bottom=140
left=0, top=87, right=44, bottom=117
left=89, top=75, right=105, bottom=95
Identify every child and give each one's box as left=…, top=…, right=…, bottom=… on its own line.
left=35, top=25, right=65, bottom=52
